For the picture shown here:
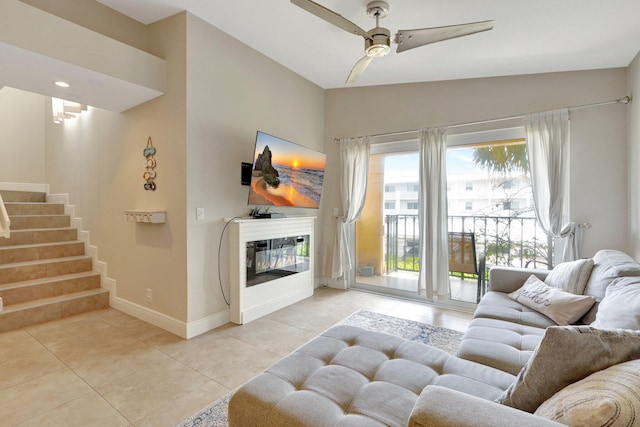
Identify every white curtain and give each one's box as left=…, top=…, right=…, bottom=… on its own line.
left=418, top=127, right=450, bottom=299
left=331, top=137, right=371, bottom=279
left=525, top=108, right=578, bottom=262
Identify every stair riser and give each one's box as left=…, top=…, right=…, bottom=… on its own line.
left=0, top=191, right=46, bottom=203
left=8, top=216, right=71, bottom=230
left=0, top=242, right=84, bottom=265
left=0, top=188, right=110, bottom=333
left=0, top=258, right=92, bottom=285
left=0, top=274, right=101, bottom=305
left=0, top=291, right=109, bottom=333
left=4, top=203, right=64, bottom=215
left=0, top=229, right=77, bottom=247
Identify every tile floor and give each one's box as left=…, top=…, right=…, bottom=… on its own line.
left=356, top=271, right=480, bottom=303
left=0, top=287, right=473, bottom=427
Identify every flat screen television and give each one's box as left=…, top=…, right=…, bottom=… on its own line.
left=248, top=131, right=326, bottom=209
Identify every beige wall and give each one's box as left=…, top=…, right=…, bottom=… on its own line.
left=323, top=69, right=630, bottom=273
left=0, top=87, right=45, bottom=183
left=3, top=0, right=637, bottom=334
left=628, top=52, right=640, bottom=258
left=184, top=14, right=325, bottom=323
left=20, top=0, right=150, bottom=52
left=44, top=13, right=189, bottom=323
left=27, top=8, right=325, bottom=335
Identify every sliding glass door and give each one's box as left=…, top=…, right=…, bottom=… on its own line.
left=353, top=128, right=553, bottom=307
left=355, top=149, right=420, bottom=297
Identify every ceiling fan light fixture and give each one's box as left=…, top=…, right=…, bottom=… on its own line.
left=290, top=0, right=495, bottom=84
left=366, top=44, right=390, bottom=57
left=365, top=29, right=391, bottom=57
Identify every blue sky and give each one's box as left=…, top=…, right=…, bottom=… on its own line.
left=384, top=147, right=486, bottom=177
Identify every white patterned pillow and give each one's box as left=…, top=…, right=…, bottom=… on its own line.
left=509, top=275, right=595, bottom=325
left=544, top=258, right=594, bottom=294
left=535, top=359, right=640, bottom=426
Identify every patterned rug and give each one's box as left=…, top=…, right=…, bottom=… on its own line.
left=175, top=310, right=464, bottom=427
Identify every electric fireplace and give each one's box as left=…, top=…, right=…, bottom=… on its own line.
left=228, top=216, right=315, bottom=324
left=246, top=235, right=310, bottom=287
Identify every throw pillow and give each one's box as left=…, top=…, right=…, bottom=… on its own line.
left=591, top=276, right=640, bottom=329
left=544, top=258, right=594, bottom=294
left=497, top=325, right=640, bottom=413
left=509, top=275, right=595, bottom=325
left=581, top=250, right=640, bottom=324
left=585, top=249, right=640, bottom=301
left=535, top=359, right=640, bottom=426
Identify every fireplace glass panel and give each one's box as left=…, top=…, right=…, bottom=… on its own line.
left=246, top=235, right=310, bottom=287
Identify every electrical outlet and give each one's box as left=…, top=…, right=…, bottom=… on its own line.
left=146, top=288, right=152, bottom=303
left=333, top=207, right=339, bottom=217
left=196, top=207, right=205, bottom=220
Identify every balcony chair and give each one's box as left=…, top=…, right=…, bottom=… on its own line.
left=448, top=232, right=486, bottom=303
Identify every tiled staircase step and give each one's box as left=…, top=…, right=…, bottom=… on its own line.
left=0, top=271, right=101, bottom=306
left=0, top=255, right=93, bottom=285
left=0, top=288, right=109, bottom=333
left=4, top=202, right=65, bottom=215
left=0, top=241, right=85, bottom=265
left=4, top=200, right=64, bottom=215
left=0, top=190, right=46, bottom=203
left=8, top=214, right=71, bottom=230
left=0, top=227, right=77, bottom=247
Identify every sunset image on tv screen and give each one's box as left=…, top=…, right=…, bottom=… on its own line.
left=248, top=131, right=326, bottom=209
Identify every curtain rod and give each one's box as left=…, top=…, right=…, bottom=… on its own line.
left=337, top=95, right=631, bottom=141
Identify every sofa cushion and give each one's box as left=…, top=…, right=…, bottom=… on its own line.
left=581, top=250, right=640, bottom=324
left=411, top=386, right=565, bottom=427
left=592, top=276, right=640, bottom=330
left=458, top=317, right=546, bottom=375
left=509, top=275, right=595, bottom=326
left=584, top=249, right=640, bottom=300
left=473, top=291, right=559, bottom=329
left=544, top=258, right=594, bottom=294
left=497, top=326, right=640, bottom=413
left=534, top=359, right=640, bottom=426
left=488, top=266, right=550, bottom=294
left=229, top=325, right=515, bottom=427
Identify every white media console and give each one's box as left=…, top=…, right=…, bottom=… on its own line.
left=228, top=216, right=314, bottom=324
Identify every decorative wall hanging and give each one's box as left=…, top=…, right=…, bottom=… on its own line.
left=143, top=136, right=157, bottom=191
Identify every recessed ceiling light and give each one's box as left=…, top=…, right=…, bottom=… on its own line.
left=54, top=81, right=70, bottom=88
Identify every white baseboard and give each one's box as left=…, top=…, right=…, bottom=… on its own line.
left=101, top=278, right=229, bottom=339
left=45, top=192, right=230, bottom=340
left=185, top=309, right=231, bottom=339
left=110, top=296, right=188, bottom=338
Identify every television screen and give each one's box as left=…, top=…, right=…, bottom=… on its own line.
left=248, top=131, right=326, bottom=209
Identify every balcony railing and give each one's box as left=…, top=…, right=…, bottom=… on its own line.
left=385, top=214, right=553, bottom=274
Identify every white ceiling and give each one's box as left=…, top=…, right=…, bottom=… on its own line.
left=97, top=0, right=640, bottom=89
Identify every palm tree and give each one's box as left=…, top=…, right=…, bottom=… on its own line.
left=472, top=143, right=529, bottom=175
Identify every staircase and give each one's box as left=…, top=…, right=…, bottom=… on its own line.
left=0, top=190, right=109, bottom=332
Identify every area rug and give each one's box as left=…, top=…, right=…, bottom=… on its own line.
left=175, top=310, right=464, bottom=427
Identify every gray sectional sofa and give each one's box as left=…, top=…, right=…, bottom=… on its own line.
left=229, top=249, right=640, bottom=426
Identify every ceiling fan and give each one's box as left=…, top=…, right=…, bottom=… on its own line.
left=290, top=0, right=494, bottom=85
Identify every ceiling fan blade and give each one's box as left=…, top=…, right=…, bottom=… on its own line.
left=346, top=55, right=374, bottom=85
left=291, top=0, right=369, bottom=38
left=396, top=20, right=494, bottom=53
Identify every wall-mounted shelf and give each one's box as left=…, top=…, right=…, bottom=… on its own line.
left=125, top=210, right=166, bottom=223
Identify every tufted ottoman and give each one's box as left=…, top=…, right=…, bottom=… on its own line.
left=228, top=324, right=515, bottom=427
